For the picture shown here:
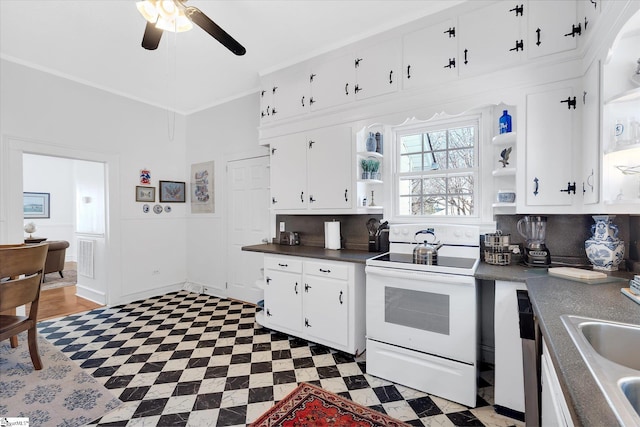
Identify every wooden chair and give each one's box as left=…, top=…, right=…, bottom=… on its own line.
left=0, top=243, right=48, bottom=369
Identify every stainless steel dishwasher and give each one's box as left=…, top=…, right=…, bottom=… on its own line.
left=517, top=290, right=541, bottom=427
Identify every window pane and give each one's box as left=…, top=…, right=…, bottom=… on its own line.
left=448, top=127, right=474, bottom=149
left=448, top=175, right=474, bottom=194
left=399, top=178, right=422, bottom=196
left=399, top=196, right=423, bottom=215
left=448, top=148, right=474, bottom=169
left=400, top=153, right=423, bottom=172
left=398, top=196, right=413, bottom=215
left=423, top=177, right=446, bottom=195
left=423, top=196, right=446, bottom=215
left=447, top=195, right=474, bottom=215
left=426, top=131, right=446, bottom=150
left=400, top=135, right=423, bottom=154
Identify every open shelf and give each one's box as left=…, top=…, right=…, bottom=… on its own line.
left=492, top=132, right=517, bottom=145
left=492, top=167, right=516, bottom=177
left=357, top=151, right=383, bottom=159
left=604, top=141, right=640, bottom=155
left=605, top=86, right=640, bottom=105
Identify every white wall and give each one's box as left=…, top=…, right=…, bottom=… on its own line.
left=185, top=93, right=267, bottom=295
left=0, top=59, right=188, bottom=305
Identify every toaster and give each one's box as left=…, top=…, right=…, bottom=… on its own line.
left=279, top=231, right=300, bottom=246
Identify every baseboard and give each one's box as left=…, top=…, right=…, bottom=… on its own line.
left=494, top=404, right=525, bottom=422
left=109, top=282, right=185, bottom=307
left=75, top=284, right=106, bottom=305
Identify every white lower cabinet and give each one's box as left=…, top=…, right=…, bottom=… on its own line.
left=541, top=339, right=575, bottom=427
left=261, top=254, right=366, bottom=355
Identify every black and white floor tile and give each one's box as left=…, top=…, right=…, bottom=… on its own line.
left=38, top=291, right=524, bottom=427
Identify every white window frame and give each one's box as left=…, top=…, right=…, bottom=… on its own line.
left=391, top=113, right=486, bottom=223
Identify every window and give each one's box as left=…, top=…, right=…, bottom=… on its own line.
left=396, top=118, right=479, bottom=217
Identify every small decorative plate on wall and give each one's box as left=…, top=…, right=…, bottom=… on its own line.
left=143, top=204, right=150, bottom=213
left=153, top=204, right=163, bottom=214
left=164, top=205, right=172, bottom=213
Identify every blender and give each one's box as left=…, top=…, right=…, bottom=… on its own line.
left=517, top=215, right=551, bottom=266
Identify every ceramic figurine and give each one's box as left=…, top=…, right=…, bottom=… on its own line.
left=585, top=215, right=625, bottom=271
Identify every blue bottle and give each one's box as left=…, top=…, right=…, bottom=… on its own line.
left=499, top=110, right=512, bottom=134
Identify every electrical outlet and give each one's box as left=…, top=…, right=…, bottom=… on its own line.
left=280, top=222, right=285, bottom=232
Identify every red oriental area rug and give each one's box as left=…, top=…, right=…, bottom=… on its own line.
left=251, top=382, right=411, bottom=427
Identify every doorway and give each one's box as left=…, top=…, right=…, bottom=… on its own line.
left=226, top=155, right=271, bottom=304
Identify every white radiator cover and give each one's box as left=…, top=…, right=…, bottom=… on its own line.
left=78, top=239, right=95, bottom=279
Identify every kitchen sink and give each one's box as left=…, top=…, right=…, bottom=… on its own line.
left=561, top=315, right=640, bottom=426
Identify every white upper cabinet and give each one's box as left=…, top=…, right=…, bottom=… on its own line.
left=581, top=60, right=600, bottom=205
left=579, top=0, right=602, bottom=43
left=270, top=127, right=353, bottom=212
left=260, top=64, right=311, bottom=123
left=527, top=0, right=578, bottom=59
left=402, top=19, right=458, bottom=89
left=458, top=2, right=525, bottom=76
left=270, top=133, right=307, bottom=210
left=524, top=83, right=579, bottom=207
left=354, top=38, right=402, bottom=100
left=310, top=53, right=356, bottom=111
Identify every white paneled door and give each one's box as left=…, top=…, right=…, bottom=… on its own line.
left=226, top=156, right=271, bottom=304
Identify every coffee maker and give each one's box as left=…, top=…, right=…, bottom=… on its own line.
left=517, top=215, right=551, bottom=266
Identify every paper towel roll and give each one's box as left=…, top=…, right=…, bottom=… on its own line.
left=325, top=221, right=341, bottom=250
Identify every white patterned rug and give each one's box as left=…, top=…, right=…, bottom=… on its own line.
left=0, top=332, right=121, bottom=426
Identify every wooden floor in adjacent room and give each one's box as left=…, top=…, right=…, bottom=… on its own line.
left=34, top=285, right=103, bottom=321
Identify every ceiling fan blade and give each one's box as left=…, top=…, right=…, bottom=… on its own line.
left=185, top=6, right=246, bottom=56
left=142, top=21, right=163, bottom=50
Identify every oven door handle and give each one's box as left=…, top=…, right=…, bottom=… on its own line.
left=365, top=266, right=474, bottom=285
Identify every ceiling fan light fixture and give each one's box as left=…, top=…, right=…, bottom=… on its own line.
left=156, top=13, right=193, bottom=32
left=136, top=0, right=159, bottom=23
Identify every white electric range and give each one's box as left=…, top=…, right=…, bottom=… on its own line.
left=365, top=223, right=480, bottom=408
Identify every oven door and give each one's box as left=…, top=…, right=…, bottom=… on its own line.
left=365, top=265, right=477, bottom=364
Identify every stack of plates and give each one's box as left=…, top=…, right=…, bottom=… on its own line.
left=630, top=276, right=640, bottom=296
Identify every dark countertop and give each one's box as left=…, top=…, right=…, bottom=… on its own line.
left=478, top=261, right=638, bottom=426
left=245, top=245, right=640, bottom=425
left=242, top=243, right=379, bottom=264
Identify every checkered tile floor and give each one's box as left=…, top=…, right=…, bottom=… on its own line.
left=37, top=291, right=523, bottom=426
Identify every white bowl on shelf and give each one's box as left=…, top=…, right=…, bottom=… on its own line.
left=497, top=190, right=516, bottom=203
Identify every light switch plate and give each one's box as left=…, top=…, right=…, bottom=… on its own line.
left=279, top=222, right=285, bottom=232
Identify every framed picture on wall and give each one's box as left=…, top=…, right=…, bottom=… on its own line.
left=23, top=192, right=50, bottom=219
left=136, top=186, right=155, bottom=202
left=159, top=181, right=186, bottom=203
left=190, top=161, right=215, bottom=214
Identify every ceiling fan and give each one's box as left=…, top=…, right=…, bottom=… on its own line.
left=136, top=0, right=246, bottom=55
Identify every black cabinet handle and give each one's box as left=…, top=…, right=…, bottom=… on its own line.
left=305, top=283, right=311, bottom=292
left=294, top=282, right=298, bottom=294
left=345, top=83, right=349, bottom=95
left=533, top=177, right=539, bottom=196
left=300, top=192, right=304, bottom=203
left=272, top=86, right=278, bottom=94
left=463, top=49, right=468, bottom=64
left=271, top=108, right=277, bottom=115
left=309, top=195, right=316, bottom=203
left=301, top=96, right=305, bottom=107
left=344, top=189, right=348, bottom=202
left=309, top=73, right=316, bottom=82
left=260, top=90, right=266, bottom=97
left=444, top=58, right=456, bottom=69
left=261, top=111, right=266, bottom=118
left=354, top=85, right=362, bottom=94
left=443, top=27, right=455, bottom=38
left=272, top=197, right=277, bottom=204
left=355, top=58, right=362, bottom=68
left=509, top=40, right=524, bottom=52
left=339, top=290, right=343, bottom=305
left=407, top=65, right=411, bottom=79
left=271, top=147, right=276, bottom=155
left=304, top=318, right=311, bottom=327
left=310, top=97, right=315, bottom=105
left=266, top=309, right=272, bottom=317
left=560, top=182, right=576, bottom=195
left=319, top=268, right=331, bottom=273
left=389, top=70, right=393, bottom=84
left=535, top=28, right=541, bottom=46
left=308, top=140, right=315, bottom=148
left=560, top=97, right=577, bottom=109
left=509, top=4, right=524, bottom=16
left=278, top=263, right=288, bottom=267
left=266, top=277, right=271, bottom=284
left=564, top=23, right=582, bottom=37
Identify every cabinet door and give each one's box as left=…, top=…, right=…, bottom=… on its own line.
left=525, top=85, right=577, bottom=206
left=264, top=270, right=302, bottom=332
left=458, top=2, right=524, bottom=76
left=309, top=53, right=355, bottom=111
left=271, top=63, right=311, bottom=121
left=541, top=343, right=575, bottom=427
left=270, top=133, right=307, bottom=210
left=528, top=0, right=578, bottom=59
left=303, top=275, right=348, bottom=347
left=403, top=19, right=458, bottom=90
left=581, top=60, right=600, bottom=205
left=355, top=38, right=401, bottom=100
left=307, top=127, right=352, bottom=209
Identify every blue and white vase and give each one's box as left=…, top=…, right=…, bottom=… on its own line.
left=366, top=132, right=377, bottom=152
left=585, top=215, right=625, bottom=271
